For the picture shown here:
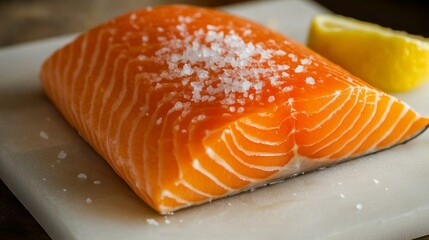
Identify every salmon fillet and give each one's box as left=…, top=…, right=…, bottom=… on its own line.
left=40, top=5, right=429, bottom=214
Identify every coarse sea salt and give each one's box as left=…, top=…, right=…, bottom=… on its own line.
left=355, top=204, right=363, bottom=210
left=39, top=130, right=49, bottom=140
left=86, top=197, right=92, bottom=203
left=77, top=173, right=88, bottom=180
left=93, top=180, right=101, bottom=185
left=305, top=77, right=315, bottom=85
left=146, top=218, right=159, bottom=226
left=294, top=65, right=304, bottom=73
left=57, top=150, right=67, bottom=159
left=156, top=117, right=163, bottom=125
left=152, top=23, right=291, bottom=107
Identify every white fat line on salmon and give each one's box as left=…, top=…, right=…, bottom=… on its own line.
left=307, top=88, right=367, bottom=154
left=240, top=108, right=294, bottom=131
left=113, top=72, right=143, bottom=156
left=52, top=49, right=64, bottom=114
left=127, top=92, right=149, bottom=187
left=233, top=121, right=290, bottom=146
left=300, top=89, right=344, bottom=114
left=300, top=87, right=361, bottom=147
left=160, top=190, right=190, bottom=204
left=269, top=144, right=325, bottom=179
left=192, top=159, right=234, bottom=191
left=78, top=30, right=109, bottom=142
left=324, top=90, right=380, bottom=159
left=205, top=147, right=259, bottom=182
left=240, top=118, right=281, bottom=130
left=85, top=36, right=120, bottom=147
left=104, top=57, right=132, bottom=161
left=56, top=47, right=75, bottom=121
left=299, top=87, right=353, bottom=132
left=70, top=34, right=89, bottom=126
left=370, top=103, right=410, bottom=150
left=61, top=40, right=76, bottom=126
left=391, top=114, right=419, bottom=146
left=221, top=132, right=284, bottom=171
left=157, top=105, right=184, bottom=188
left=346, top=96, right=394, bottom=158
left=228, top=125, right=289, bottom=157
left=177, top=180, right=214, bottom=198
left=142, top=101, right=168, bottom=195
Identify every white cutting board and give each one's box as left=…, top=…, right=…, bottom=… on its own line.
left=1, top=0, right=429, bottom=239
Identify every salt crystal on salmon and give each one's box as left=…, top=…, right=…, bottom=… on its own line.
left=39, top=5, right=429, bottom=214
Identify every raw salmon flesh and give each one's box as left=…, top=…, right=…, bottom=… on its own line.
left=40, top=5, right=429, bottom=213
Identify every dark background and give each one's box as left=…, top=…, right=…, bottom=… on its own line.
left=1, top=0, right=429, bottom=239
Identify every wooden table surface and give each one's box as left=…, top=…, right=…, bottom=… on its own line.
left=1, top=0, right=429, bottom=239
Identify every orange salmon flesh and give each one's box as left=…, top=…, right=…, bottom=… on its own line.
left=39, top=5, right=429, bottom=214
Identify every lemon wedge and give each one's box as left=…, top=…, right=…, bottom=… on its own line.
left=307, top=14, right=429, bottom=92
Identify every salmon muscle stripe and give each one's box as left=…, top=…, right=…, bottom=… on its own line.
left=40, top=5, right=429, bottom=214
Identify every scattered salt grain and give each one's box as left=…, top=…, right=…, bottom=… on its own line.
left=305, top=77, right=315, bottom=85
left=337, top=182, right=342, bottom=186
left=294, top=65, right=304, bottom=73
left=229, top=106, right=236, bottom=112
left=197, top=115, right=206, bottom=121
left=142, top=35, right=149, bottom=43
left=57, top=150, right=67, bottom=159
left=165, top=218, right=171, bottom=224
left=347, top=77, right=353, bottom=83
left=39, top=131, right=49, bottom=140
left=173, top=101, right=183, bottom=110
left=237, top=107, right=244, bottom=113
left=42, top=178, right=46, bottom=181
left=156, top=117, right=163, bottom=125
left=277, top=64, right=289, bottom=70
left=282, top=72, right=290, bottom=77
left=301, top=58, right=311, bottom=65
left=276, top=50, right=286, bottom=56
left=385, top=187, right=389, bottom=191
left=355, top=204, right=363, bottom=210
left=146, top=218, right=159, bottom=226
left=157, top=27, right=164, bottom=32
left=339, top=193, right=345, bottom=199
left=181, top=129, right=187, bottom=134
left=228, top=202, right=232, bottom=206
left=138, top=55, right=148, bottom=61
left=77, top=173, right=88, bottom=180
left=86, top=197, right=92, bottom=203
left=179, top=219, right=183, bottom=223
left=288, top=53, right=298, bottom=62
left=373, top=178, right=380, bottom=184
left=268, top=95, right=275, bottom=103
left=146, top=6, right=153, bottom=11
left=243, top=29, right=252, bottom=36
left=63, top=188, right=67, bottom=192
left=93, top=180, right=101, bottom=185
left=181, top=64, right=194, bottom=76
